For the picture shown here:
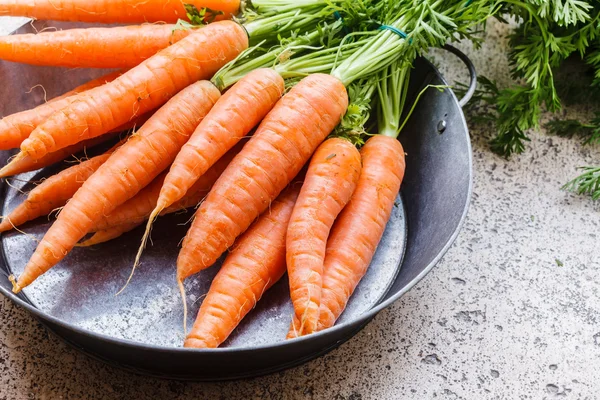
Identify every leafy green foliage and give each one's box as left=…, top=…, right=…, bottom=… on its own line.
left=547, top=113, right=600, bottom=145
left=183, top=4, right=223, bottom=25
left=459, top=76, right=533, bottom=156
left=332, top=80, right=376, bottom=146
left=477, top=1, right=600, bottom=158
left=585, top=44, right=600, bottom=86
left=462, top=1, right=600, bottom=200
left=563, top=166, right=600, bottom=200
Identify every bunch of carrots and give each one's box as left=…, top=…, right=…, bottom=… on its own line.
left=0, top=0, right=491, bottom=347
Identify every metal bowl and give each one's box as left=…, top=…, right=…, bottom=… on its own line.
left=0, top=21, right=474, bottom=380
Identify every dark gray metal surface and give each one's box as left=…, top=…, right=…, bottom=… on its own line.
left=2, top=171, right=406, bottom=348
left=0, top=20, right=474, bottom=380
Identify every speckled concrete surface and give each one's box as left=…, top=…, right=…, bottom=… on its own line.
left=1, top=17, right=599, bottom=400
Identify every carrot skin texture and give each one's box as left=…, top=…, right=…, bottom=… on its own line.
left=77, top=221, right=142, bottom=247
left=0, top=152, right=110, bottom=233
left=13, top=81, right=221, bottom=292
left=0, top=25, right=191, bottom=69
left=286, top=138, right=361, bottom=338
left=19, top=21, right=248, bottom=160
left=0, top=112, right=147, bottom=179
left=0, top=133, right=119, bottom=178
left=176, top=73, right=348, bottom=283
left=93, top=142, right=242, bottom=231
left=317, top=136, right=406, bottom=331
left=0, top=71, right=121, bottom=150
left=157, top=68, right=284, bottom=211
left=184, top=183, right=301, bottom=349
left=0, top=0, right=240, bottom=23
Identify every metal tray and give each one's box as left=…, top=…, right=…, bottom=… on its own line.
left=0, top=21, right=474, bottom=380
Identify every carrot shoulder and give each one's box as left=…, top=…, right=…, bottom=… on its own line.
left=11, top=80, right=221, bottom=292
left=184, top=182, right=301, bottom=349
left=317, top=136, right=406, bottom=331
left=0, top=151, right=112, bottom=233
left=0, top=25, right=191, bottom=69
left=18, top=21, right=247, bottom=160
left=176, top=73, right=348, bottom=285
left=0, top=0, right=239, bottom=23
left=286, top=137, right=361, bottom=338
left=0, top=71, right=121, bottom=150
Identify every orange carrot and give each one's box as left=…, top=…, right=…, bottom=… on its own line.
left=0, top=151, right=112, bottom=233
left=93, top=141, right=243, bottom=232
left=316, top=136, right=406, bottom=332
left=76, top=222, right=142, bottom=247
left=0, top=71, right=121, bottom=150
left=176, top=73, right=348, bottom=294
left=0, top=112, right=149, bottom=178
left=0, top=25, right=192, bottom=69
left=184, top=182, right=301, bottom=348
left=10, top=80, right=221, bottom=292
left=0, top=133, right=119, bottom=178
left=286, top=137, right=361, bottom=338
left=0, top=0, right=239, bottom=23
left=17, top=21, right=247, bottom=160
left=136, top=68, right=284, bottom=270
left=154, top=68, right=283, bottom=213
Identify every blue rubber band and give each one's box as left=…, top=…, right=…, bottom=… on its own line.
left=333, top=11, right=350, bottom=35
left=378, top=25, right=408, bottom=39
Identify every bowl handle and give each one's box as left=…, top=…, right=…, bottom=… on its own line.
left=442, top=44, right=477, bottom=108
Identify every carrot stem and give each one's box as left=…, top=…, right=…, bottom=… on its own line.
left=377, top=61, right=411, bottom=138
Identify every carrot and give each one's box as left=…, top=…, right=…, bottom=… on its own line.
left=136, top=68, right=284, bottom=270
left=316, top=135, right=406, bottom=332
left=175, top=74, right=348, bottom=307
left=10, top=80, right=221, bottom=292
left=286, top=137, right=361, bottom=338
left=17, top=20, right=247, bottom=160
left=0, top=133, right=119, bottom=178
left=0, top=151, right=113, bottom=233
left=0, top=71, right=121, bottom=150
left=0, top=25, right=192, bottom=69
left=76, top=222, right=142, bottom=247
left=184, top=182, right=301, bottom=348
left=0, top=0, right=239, bottom=24
left=0, top=112, right=149, bottom=178
left=93, top=141, right=243, bottom=232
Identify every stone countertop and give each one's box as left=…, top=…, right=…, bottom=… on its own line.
left=0, top=17, right=599, bottom=400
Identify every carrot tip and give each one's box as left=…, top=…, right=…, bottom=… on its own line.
left=0, top=152, right=28, bottom=179
left=115, top=206, right=163, bottom=296
left=8, top=275, right=21, bottom=293
left=178, top=278, right=188, bottom=338
left=0, top=164, right=14, bottom=179
left=0, top=219, right=10, bottom=233
left=74, top=239, right=95, bottom=248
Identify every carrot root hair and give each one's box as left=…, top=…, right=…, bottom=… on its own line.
left=116, top=205, right=163, bottom=296
left=1, top=216, right=40, bottom=242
